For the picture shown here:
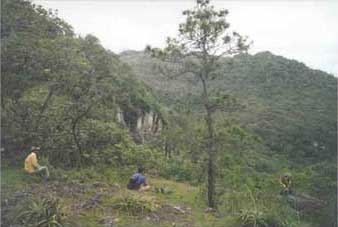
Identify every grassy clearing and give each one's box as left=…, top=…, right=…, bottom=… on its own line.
left=1, top=167, right=223, bottom=227
left=1, top=167, right=315, bottom=227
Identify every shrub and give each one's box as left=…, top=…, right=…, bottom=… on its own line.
left=159, top=157, right=203, bottom=183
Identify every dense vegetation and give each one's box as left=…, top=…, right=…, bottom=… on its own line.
left=1, top=0, right=161, bottom=169
left=1, top=0, right=337, bottom=227
left=121, top=50, right=337, bottom=162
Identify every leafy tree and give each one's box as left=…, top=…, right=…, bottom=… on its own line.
left=1, top=0, right=163, bottom=169
left=147, top=0, right=250, bottom=207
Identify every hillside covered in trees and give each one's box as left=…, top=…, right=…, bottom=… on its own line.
left=121, top=50, right=337, bottom=164
left=1, top=1, right=337, bottom=227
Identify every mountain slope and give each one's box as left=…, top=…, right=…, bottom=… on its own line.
left=120, top=50, right=337, bottom=162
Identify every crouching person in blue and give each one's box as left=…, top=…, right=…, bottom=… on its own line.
left=127, top=167, right=151, bottom=191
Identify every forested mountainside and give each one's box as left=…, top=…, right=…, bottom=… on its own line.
left=120, top=50, right=337, bottom=226
left=1, top=1, right=337, bottom=227
left=120, top=50, right=337, bottom=163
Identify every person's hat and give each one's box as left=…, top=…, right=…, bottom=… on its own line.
left=284, top=173, right=292, bottom=178
left=137, top=166, right=145, bottom=173
left=31, top=146, right=41, bottom=151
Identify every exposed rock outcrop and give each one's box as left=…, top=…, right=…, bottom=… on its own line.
left=115, top=108, right=125, bottom=127
left=136, top=111, right=162, bottom=135
left=116, top=107, right=163, bottom=143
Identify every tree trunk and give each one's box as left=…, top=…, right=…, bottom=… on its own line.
left=72, top=118, right=82, bottom=168
left=164, top=140, right=172, bottom=158
left=206, top=107, right=216, bottom=208
left=201, top=74, right=217, bottom=208
left=35, top=87, right=54, bottom=131
left=71, top=104, right=93, bottom=168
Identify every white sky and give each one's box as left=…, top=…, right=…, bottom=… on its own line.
left=33, top=0, right=338, bottom=76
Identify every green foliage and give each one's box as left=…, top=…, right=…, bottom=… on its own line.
left=1, top=0, right=162, bottom=169
left=159, top=157, right=201, bottom=182
left=113, top=192, right=159, bottom=216
left=228, top=187, right=300, bottom=227
left=16, top=197, right=65, bottom=227
left=2, top=0, right=336, bottom=226
left=124, top=47, right=336, bottom=227
left=153, top=186, right=174, bottom=195
left=238, top=208, right=267, bottom=227
left=238, top=206, right=300, bottom=227
left=124, top=50, right=337, bottom=163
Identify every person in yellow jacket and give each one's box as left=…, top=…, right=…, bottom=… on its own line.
left=24, top=146, right=49, bottom=179
left=279, top=173, right=292, bottom=195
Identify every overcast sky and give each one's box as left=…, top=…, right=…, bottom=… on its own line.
left=34, top=0, right=338, bottom=76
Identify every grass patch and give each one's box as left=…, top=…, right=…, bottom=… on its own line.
left=1, top=167, right=27, bottom=187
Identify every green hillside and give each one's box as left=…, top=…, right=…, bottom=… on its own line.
left=120, top=50, right=337, bottom=163
left=1, top=0, right=337, bottom=227
left=119, top=49, right=337, bottom=226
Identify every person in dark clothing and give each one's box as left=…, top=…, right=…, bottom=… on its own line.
left=127, top=167, right=151, bottom=191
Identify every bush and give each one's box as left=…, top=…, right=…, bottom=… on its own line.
left=159, top=157, right=203, bottom=183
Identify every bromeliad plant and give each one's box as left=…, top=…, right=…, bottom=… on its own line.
left=113, top=192, right=160, bottom=216
left=16, top=197, right=65, bottom=227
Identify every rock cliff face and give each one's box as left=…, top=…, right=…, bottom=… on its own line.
left=116, top=107, right=162, bottom=143
left=116, top=108, right=125, bottom=126
left=136, top=111, right=162, bottom=135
